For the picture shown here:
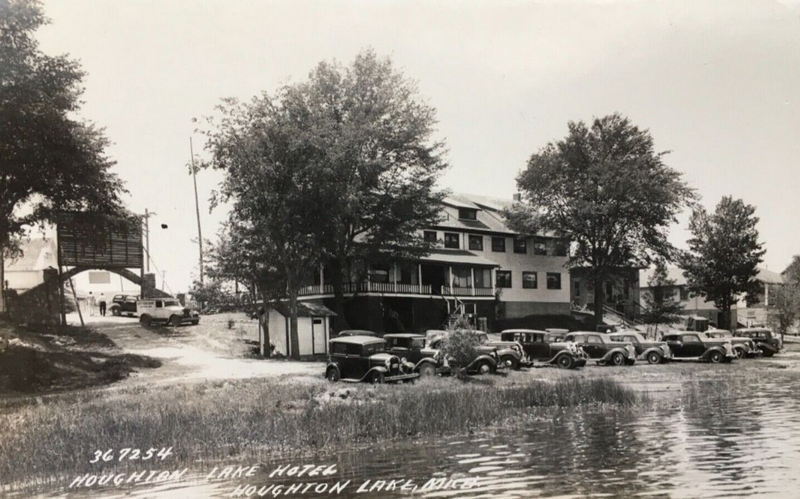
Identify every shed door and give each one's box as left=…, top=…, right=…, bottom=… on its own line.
left=312, top=318, right=325, bottom=354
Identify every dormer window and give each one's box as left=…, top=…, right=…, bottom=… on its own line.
left=458, top=208, right=477, bottom=220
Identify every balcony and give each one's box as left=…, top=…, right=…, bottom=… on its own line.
left=298, top=281, right=434, bottom=297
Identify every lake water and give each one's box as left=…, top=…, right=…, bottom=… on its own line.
left=77, top=371, right=800, bottom=498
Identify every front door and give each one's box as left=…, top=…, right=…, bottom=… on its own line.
left=681, top=334, right=705, bottom=357
left=421, top=264, right=446, bottom=295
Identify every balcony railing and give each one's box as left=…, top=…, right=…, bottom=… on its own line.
left=297, top=282, right=434, bottom=296
left=442, top=286, right=495, bottom=297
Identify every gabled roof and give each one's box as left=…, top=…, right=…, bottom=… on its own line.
left=5, top=238, right=57, bottom=271
left=436, top=192, right=560, bottom=237
left=271, top=301, right=336, bottom=317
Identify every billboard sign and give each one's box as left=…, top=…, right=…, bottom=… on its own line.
left=57, top=213, right=144, bottom=269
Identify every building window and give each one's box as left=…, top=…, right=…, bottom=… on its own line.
left=496, top=270, right=512, bottom=288
left=553, top=239, right=568, bottom=257
left=546, top=272, right=561, bottom=290
left=398, top=263, right=419, bottom=285
left=368, top=266, right=390, bottom=283
left=452, top=267, right=472, bottom=288
left=522, top=271, right=537, bottom=289
left=574, top=280, right=581, bottom=297
left=474, top=268, right=491, bottom=288
left=533, top=238, right=547, bottom=255
left=458, top=208, right=477, bottom=220
left=423, top=231, right=437, bottom=243
left=513, top=238, right=527, bottom=254
left=468, top=234, right=483, bottom=251
left=444, top=232, right=460, bottom=249
left=491, top=237, right=506, bottom=252
left=680, top=286, right=689, bottom=301
left=605, top=281, right=613, bottom=299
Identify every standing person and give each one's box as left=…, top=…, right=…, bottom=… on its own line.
left=88, top=292, right=96, bottom=317
left=99, top=294, right=106, bottom=317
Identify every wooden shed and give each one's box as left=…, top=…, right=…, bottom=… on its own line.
left=264, top=301, right=336, bottom=358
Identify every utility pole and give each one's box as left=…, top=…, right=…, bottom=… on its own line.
left=144, top=208, right=150, bottom=273
left=190, top=137, right=204, bottom=284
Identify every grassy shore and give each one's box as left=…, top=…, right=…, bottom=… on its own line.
left=0, top=375, right=640, bottom=492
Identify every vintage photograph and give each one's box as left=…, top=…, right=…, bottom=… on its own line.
left=2, top=0, right=800, bottom=497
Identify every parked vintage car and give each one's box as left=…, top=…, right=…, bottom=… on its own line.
left=561, top=332, right=637, bottom=366
left=499, top=329, right=588, bottom=369
left=336, top=329, right=378, bottom=337
left=383, top=333, right=446, bottom=376
left=109, top=294, right=138, bottom=316
left=735, top=327, right=782, bottom=357
left=609, top=331, right=672, bottom=364
left=703, top=329, right=762, bottom=358
left=326, top=335, right=419, bottom=383
left=661, top=332, right=736, bottom=363
left=426, top=330, right=503, bottom=375
left=138, top=298, right=200, bottom=327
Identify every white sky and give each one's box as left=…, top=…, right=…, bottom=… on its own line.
left=36, top=0, right=800, bottom=293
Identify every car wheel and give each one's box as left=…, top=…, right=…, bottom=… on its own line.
left=610, top=352, right=625, bottom=366
left=763, top=351, right=774, bottom=358
left=734, top=347, right=745, bottom=359
left=370, top=371, right=385, bottom=384
left=169, top=315, right=182, bottom=327
left=501, top=355, right=520, bottom=370
left=139, top=315, right=151, bottom=327
left=708, top=350, right=724, bottom=363
left=556, top=354, right=574, bottom=369
left=191, top=320, right=199, bottom=325
left=111, top=308, right=120, bottom=316
left=326, top=367, right=340, bottom=382
left=477, top=361, right=493, bottom=375
left=419, top=363, right=436, bottom=377
left=646, top=351, right=662, bottom=365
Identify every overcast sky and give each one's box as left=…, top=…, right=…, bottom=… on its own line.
left=36, top=0, right=800, bottom=293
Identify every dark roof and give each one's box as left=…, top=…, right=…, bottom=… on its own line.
left=501, top=329, right=548, bottom=334
left=337, top=329, right=378, bottom=337
left=270, top=301, right=336, bottom=317
left=420, top=248, right=499, bottom=267
left=329, top=335, right=385, bottom=345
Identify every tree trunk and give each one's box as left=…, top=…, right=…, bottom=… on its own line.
left=719, top=303, right=731, bottom=330
left=593, top=275, right=605, bottom=327
left=286, top=272, right=301, bottom=360
left=330, top=257, right=351, bottom=332
left=259, top=290, right=271, bottom=358
left=0, top=245, right=5, bottom=315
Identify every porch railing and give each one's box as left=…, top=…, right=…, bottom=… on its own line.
left=297, top=282, right=434, bottom=296
left=442, top=286, right=495, bottom=297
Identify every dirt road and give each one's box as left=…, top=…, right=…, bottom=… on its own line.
left=65, top=312, right=324, bottom=387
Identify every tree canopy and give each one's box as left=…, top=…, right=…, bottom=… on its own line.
left=506, top=114, right=694, bottom=324
left=680, top=196, right=765, bottom=329
left=0, top=0, right=125, bottom=311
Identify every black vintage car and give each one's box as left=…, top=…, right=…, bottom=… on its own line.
left=500, top=329, right=588, bottom=369
left=735, top=327, right=782, bottom=357
left=703, top=329, right=762, bottom=358
left=661, top=332, right=736, bottom=363
left=383, top=333, right=445, bottom=376
left=109, top=294, right=138, bottom=316
left=609, top=331, right=672, bottom=364
left=562, top=332, right=637, bottom=366
left=326, top=336, right=418, bottom=383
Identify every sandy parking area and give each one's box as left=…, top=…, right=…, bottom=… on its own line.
left=65, top=312, right=324, bottom=387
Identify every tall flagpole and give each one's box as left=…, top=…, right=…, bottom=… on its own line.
left=190, top=137, right=204, bottom=284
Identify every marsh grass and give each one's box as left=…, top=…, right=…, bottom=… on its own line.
left=0, top=376, right=640, bottom=492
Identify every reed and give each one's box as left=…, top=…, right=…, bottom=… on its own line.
left=0, top=376, right=640, bottom=492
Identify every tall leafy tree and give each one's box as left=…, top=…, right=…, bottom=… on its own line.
left=201, top=86, right=329, bottom=359
left=506, top=114, right=694, bottom=325
left=298, top=51, right=447, bottom=330
left=680, top=196, right=765, bottom=329
left=0, top=0, right=125, bottom=312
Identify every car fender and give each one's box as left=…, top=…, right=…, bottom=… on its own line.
left=414, top=358, right=437, bottom=371
left=600, top=347, right=630, bottom=363
left=548, top=351, right=573, bottom=365
left=639, top=346, right=663, bottom=360
left=358, top=366, right=388, bottom=382
left=325, top=363, right=341, bottom=376
left=701, top=346, right=727, bottom=360
left=466, top=354, right=497, bottom=371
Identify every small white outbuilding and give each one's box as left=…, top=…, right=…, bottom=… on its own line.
left=262, top=301, right=336, bottom=358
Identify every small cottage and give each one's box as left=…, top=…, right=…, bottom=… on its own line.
left=264, top=301, right=336, bottom=358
